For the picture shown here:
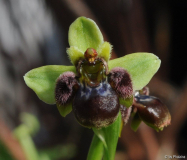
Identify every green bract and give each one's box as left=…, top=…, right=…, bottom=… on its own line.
left=24, top=16, right=161, bottom=160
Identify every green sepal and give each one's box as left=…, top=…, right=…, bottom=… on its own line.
left=98, top=42, right=112, bottom=62
left=57, top=103, right=72, bottom=117
left=24, top=65, right=76, bottom=104
left=119, top=96, right=133, bottom=108
left=92, top=112, right=121, bottom=160
left=131, top=112, right=142, bottom=132
left=68, top=17, right=104, bottom=53
left=108, top=53, right=161, bottom=91
left=67, top=46, right=84, bottom=65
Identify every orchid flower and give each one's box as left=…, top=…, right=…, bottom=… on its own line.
left=24, top=17, right=171, bottom=160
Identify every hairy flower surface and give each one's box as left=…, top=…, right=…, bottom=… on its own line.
left=24, top=17, right=170, bottom=131
left=24, top=17, right=172, bottom=160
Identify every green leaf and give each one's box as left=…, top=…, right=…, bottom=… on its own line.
left=14, top=125, right=40, bottom=160
left=98, top=42, right=112, bottom=62
left=67, top=46, right=84, bottom=65
left=57, top=103, right=72, bottom=117
left=24, top=65, right=76, bottom=104
left=109, top=53, right=161, bottom=91
left=69, top=17, right=104, bottom=52
left=92, top=113, right=121, bottom=160
left=131, top=112, right=142, bottom=132
left=87, top=134, right=104, bottom=160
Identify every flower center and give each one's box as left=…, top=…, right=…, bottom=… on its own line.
left=84, top=48, right=98, bottom=63
left=77, top=48, right=108, bottom=87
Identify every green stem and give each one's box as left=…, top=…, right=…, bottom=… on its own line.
left=87, top=134, right=104, bottom=160
left=90, top=113, right=122, bottom=160
left=14, top=125, right=40, bottom=160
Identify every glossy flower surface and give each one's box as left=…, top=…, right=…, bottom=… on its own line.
left=131, top=87, right=171, bottom=131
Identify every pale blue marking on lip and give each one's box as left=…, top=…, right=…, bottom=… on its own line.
left=77, top=82, right=115, bottom=100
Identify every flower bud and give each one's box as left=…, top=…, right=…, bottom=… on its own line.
left=134, top=95, right=171, bottom=131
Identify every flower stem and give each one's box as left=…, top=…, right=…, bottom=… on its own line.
left=87, top=134, right=104, bottom=160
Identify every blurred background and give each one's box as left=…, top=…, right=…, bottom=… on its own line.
left=0, top=0, right=187, bottom=160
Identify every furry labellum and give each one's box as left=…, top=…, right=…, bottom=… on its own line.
left=134, top=95, right=171, bottom=131
left=73, top=82, right=120, bottom=128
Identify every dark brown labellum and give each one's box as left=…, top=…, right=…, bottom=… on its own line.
left=73, top=82, right=120, bottom=128
left=72, top=53, right=121, bottom=128
left=134, top=95, right=171, bottom=131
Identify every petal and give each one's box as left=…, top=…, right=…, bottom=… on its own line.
left=97, top=42, right=112, bottom=62
left=68, top=17, right=104, bottom=52
left=109, top=67, right=133, bottom=100
left=24, top=65, right=76, bottom=104
left=67, top=46, right=84, bottom=65
left=55, top=71, right=78, bottom=106
left=108, top=53, right=161, bottom=91
left=55, top=71, right=79, bottom=117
